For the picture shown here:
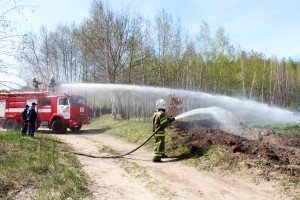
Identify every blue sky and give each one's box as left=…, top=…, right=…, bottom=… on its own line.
left=10, top=0, right=300, bottom=59
left=1, top=0, right=299, bottom=89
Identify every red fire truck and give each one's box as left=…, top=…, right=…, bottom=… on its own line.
left=0, top=91, right=90, bottom=133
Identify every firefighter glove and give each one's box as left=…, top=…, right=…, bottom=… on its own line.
left=168, top=117, right=175, bottom=122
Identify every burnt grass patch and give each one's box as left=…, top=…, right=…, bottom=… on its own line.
left=170, top=120, right=300, bottom=177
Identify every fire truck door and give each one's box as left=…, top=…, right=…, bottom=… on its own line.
left=0, top=100, right=5, bottom=117
left=57, top=97, right=70, bottom=119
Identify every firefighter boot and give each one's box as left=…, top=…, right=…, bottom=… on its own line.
left=152, top=157, right=162, bottom=162
left=161, top=154, right=169, bottom=158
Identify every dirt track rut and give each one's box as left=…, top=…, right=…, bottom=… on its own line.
left=50, top=130, right=289, bottom=200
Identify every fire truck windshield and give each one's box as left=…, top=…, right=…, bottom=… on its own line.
left=68, top=96, right=86, bottom=105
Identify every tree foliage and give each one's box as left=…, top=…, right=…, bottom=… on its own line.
left=0, top=0, right=29, bottom=89
left=17, top=0, right=300, bottom=110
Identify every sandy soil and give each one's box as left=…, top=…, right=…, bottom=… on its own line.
left=48, top=129, right=291, bottom=200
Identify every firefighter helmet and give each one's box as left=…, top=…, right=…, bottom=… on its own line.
left=156, top=99, right=166, bottom=110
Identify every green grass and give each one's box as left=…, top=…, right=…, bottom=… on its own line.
left=0, top=131, right=90, bottom=199
left=281, top=175, right=300, bottom=200
left=99, top=144, right=119, bottom=155
left=183, top=145, right=231, bottom=171
left=272, top=124, right=300, bottom=137
left=247, top=122, right=300, bottom=137
left=90, top=115, right=156, bottom=148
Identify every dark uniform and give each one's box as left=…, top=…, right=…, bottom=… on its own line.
left=152, top=109, right=174, bottom=162
left=21, top=105, right=29, bottom=135
left=28, top=102, right=37, bottom=137
left=48, top=76, right=56, bottom=93
left=33, top=78, right=42, bottom=91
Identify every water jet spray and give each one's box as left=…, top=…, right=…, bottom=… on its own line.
left=59, top=83, right=300, bottom=126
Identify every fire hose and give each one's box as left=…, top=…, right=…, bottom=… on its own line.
left=72, top=129, right=158, bottom=159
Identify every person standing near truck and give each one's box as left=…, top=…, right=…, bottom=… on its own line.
left=20, top=105, right=29, bottom=135
left=28, top=102, right=37, bottom=137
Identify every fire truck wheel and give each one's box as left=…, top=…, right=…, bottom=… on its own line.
left=70, top=125, right=82, bottom=132
left=6, top=119, right=16, bottom=131
left=52, top=119, right=67, bottom=134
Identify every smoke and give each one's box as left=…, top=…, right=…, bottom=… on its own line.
left=59, top=83, right=300, bottom=125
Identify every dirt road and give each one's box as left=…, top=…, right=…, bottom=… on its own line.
left=49, top=129, right=289, bottom=200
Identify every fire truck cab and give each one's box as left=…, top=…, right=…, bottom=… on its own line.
left=0, top=91, right=90, bottom=133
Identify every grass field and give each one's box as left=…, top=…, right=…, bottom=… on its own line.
left=272, top=124, right=300, bottom=137
left=0, top=131, right=90, bottom=199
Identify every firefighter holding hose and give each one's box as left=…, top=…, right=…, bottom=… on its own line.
left=48, top=75, right=57, bottom=93
left=32, top=78, right=42, bottom=91
left=152, top=99, right=175, bottom=162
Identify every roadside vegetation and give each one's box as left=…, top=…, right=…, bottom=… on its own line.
left=0, top=131, right=90, bottom=199
left=89, top=115, right=155, bottom=148
left=272, top=124, right=300, bottom=137
left=249, top=123, right=300, bottom=137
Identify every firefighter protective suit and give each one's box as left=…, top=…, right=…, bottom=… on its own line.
left=152, top=109, right=174, bottom=162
